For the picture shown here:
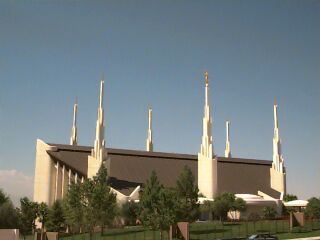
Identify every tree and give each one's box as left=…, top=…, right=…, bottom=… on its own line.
left=306, top=197, right=320, bottom=218
left=46, top=200, right=65, bottom=232
left=139, top=171, right=177, bottom=240
left=121, top=201, right=140, bottom=225
left=200, top=200, right=214, bottom=220
left=229, top=197, right=247, bottom=220
left=262, top=206, right=277, bottom=219
left=82, top=163, right=117, bottom=236
left=63, top=182, right=85, bottom=233
left=0, top=189, right=10, bottom=205
left=37, top=202, right=49, bottom=239
left=175, top=165, right=200, bottom=222
left=213, top=192, right=236, bottom=221
left=19, top=197, right=38, bottom=236
left=283, top=194, right=298, bottom=202
left=0, top=201, right=20, bottom=229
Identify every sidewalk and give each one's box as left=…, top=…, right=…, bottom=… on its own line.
left=290, top=237, right=320, bottom=240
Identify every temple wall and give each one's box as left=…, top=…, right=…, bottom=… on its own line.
left=217, top=161, right=275, bottom=197
left=33, top=139, right=57, bottom=206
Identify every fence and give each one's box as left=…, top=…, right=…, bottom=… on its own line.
left=59, top=219, right=320, bottom=240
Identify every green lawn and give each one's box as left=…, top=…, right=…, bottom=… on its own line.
left=58, top=220, right=320, bottom=240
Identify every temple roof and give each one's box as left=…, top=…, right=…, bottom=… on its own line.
left=46, top=143, right=272, bottom=196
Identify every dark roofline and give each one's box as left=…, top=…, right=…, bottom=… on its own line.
left=46, top=142, right=272, bottom=166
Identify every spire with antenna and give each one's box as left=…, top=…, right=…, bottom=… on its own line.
left=224, top=120, right=231, bottom=158
left=70, top=98, right=78, bottom=145
left=91, top=79, right=106, bottom=162
left=146, top=107, right=153, bottom=151
left=272, top=98, right=284, bottom=173
left=199, top=71, right=214, bottom=159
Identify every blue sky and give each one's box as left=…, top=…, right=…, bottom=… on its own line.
left=0, top=0, right=319, bottom=202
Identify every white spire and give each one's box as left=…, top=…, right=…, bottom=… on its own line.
left=199, top=71, right=214, bottom=159
left=70, top=99, right=78, bottom=145
left=146, top=107, right=153, bottom=152
left=225, top=120, right=231, bottom=158
left=91, top=79, right=106, bottom=162
left=272, top=98, right=284, bottom=173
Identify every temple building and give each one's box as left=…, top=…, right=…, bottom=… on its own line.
left=33, top=72, right=286, bottom=216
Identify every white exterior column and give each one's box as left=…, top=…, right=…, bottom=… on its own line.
left=54, top=162, right=62, bottom=201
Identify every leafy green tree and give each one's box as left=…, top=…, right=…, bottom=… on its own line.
left=200, top=200, right=214, bottom=220
left=175, top=165, right=200, bottom=222
left=19, top=197, right=38, bottom=236
left=139, top=171, right=177, bottom=240
left=306, top=197, right=320, bottom=218
left=229, top=197, right=247, bottom=220
left=0, top=189, right=10, bottom=205
left=37, top=202, right=49, bottom=238
left=283, top=194, right=298, bottom=202
left=262, top=206, right=277, bottom=219
left=121, top=201, right=140, bottom=225
left=63, top=182, right=85, bottom=233
left=0, top=201, right=20, bottom=228
left=213, top=192, right=236, bottom=221
left=46, top=200, right=65, bottom=232
left=82, top=163, right=117, bottom=237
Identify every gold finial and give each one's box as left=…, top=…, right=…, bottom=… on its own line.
left=204, top=71, right=209, bottom=86
left=274, top=97, right=277, bottom=106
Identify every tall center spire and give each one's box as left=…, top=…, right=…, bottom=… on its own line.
left=272, top=98, right=284, bottom=173
left=225, top=121, right=231, bottom=158
left=198, top=71, right=217, bottom=199
left=70, top=99, right=78, bottom=145
left=200, top=71, right=214, bottom=159
left=146, top=107, right=153, bottom=152
left=91, top=79, right=106, bottom=162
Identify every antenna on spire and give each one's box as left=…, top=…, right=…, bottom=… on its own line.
left=204, top=71, right=209, bottom=86
left=146, top=107, right=153, bottom=152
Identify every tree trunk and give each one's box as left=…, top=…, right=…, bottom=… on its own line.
left=101, top=225, right=104, bottom=236
left=160, top=230, right=163, bottom=240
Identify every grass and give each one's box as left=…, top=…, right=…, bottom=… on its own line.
left=57, top=219, right=320, bottom=240
left=277, top=229, right=320, bottom=239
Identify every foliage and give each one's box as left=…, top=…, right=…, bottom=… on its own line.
left=63, top=182, right=85, bottom=232
left=83, top=163, right=117, bottom=235
left=0, top=201, right=20, bottom=228
left=139, top=171, right=177, bottom=239
left=0, top=188, right=10, bottom=205
left=262, top=206, right=277, bottom=219
left=200, top=200, right=214, bottom=220
left=19, top=197, right=39, bottom=236
left=37, top=202, right=49, bottom=232
left=247, top=212, right=261, bottom=221
left=121, top=201, right=140, bottom=225
left=212, top=192, right=247, bottom=221
left=46, top=200, right=65, bottom=232
left=306, top=197, right=320, bottom=218
left=175, top=165, right=200, bottom=222
left=283, top=194, right=298, bottom=202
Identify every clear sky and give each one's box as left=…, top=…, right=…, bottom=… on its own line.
left=0, top=0, right=319, bottom=204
